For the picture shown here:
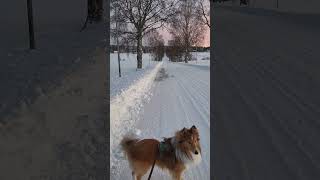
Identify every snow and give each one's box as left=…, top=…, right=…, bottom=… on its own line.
left=217, top=0, right=320, bottom=14
left=213, top=7, right=320, bottom=179
left=110, top=53, right=159, bottom=99
left=110, top=58, right=163, bottom=178
left=187, top=52, right=211, bottom=67
left=110, top=52, right=210, bottom=179
left=0, top=23, right=105, bottom=118
left=0, top=0, right=87, bottom=50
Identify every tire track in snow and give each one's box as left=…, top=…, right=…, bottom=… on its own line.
left=173, top=65, right=210, bottom=128
left=172, top=63, right=211, bottom=178
left=140, top=60, right=210, bottom=180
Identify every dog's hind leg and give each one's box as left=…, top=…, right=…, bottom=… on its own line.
left=131, top=171, right=143, bottom=180
left=131, top=171, right=136, bottom=180
left=136, top=174, right=143, bottom=180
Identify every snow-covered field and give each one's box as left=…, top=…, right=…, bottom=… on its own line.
left=110, top=52, right=210, bottom=180
left=187, top=52, right=211, bottom=67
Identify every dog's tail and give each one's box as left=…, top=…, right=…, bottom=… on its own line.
left=120, top=133, right=139, bottom=153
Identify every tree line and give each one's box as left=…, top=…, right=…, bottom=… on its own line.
left=111, top=0, right=210, bottom=68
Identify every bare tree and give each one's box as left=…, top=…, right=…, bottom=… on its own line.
left=198, top=0, right=210, bottom=28
left=110, top=4, right=134, bottom=49
left=146, top=30, right=165, bottom=61
left=166, top=36, right=184, bottom=62
left=169, top=0, right=206, bottom=63
left=111, top=0, right=177, bottom=69
left=110, top=2, right=138, bottom=56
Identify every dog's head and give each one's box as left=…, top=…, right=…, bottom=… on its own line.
left=173, top=125, right=202, bottom=165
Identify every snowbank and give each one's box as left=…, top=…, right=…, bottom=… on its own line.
left=110, top=61, right=163, bottom=178
left=110, top=53, right=158, bottom=98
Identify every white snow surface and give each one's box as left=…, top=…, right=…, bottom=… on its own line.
left=110, top=53, right=210, bottom=180
left=187, top=52, right=211, bottom=67
left=110, top=53, right=159, bottom=99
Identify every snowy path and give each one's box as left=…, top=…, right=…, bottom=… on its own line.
left=111, top=56, right=210, bottom=180
left=137, top=59, right=210, bottom=180
left=213, top=6, right=320, bottom=180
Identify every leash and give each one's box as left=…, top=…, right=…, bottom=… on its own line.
left=147, top=155, right=157, bottom=180
left=147, top=143, right=160, bottom=180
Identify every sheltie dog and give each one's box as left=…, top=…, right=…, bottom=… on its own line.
left=121, top=125, right=202, bottom=180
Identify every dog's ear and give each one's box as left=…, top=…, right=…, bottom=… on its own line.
left=181, top=127, right=186, bottom=132
left=191, top=125, right=197, bottom=129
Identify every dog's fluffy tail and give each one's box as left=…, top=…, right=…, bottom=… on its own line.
left=120, top=133, right=139, bottom=153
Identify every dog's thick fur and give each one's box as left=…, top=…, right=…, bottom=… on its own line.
left=121, top=125, right=202, bottom=180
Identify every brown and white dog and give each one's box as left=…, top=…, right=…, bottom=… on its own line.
left=121, top=125, right=202, bottom=180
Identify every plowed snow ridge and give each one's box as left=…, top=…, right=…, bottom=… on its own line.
left=110, top=61, right=163, bottom=178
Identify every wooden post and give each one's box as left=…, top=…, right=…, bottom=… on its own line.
left=27, top=0, right=35, bottom=49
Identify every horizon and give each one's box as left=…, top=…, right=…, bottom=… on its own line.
left=159, top=28, right=210, bottom=47
left=110, top=28, right=210, bottom=47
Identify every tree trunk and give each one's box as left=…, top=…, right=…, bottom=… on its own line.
left=137, top=33, right=143, bottom=69
left=184, top=39, right=190, bottom=63
left=184, top=51, right=189, bottom=63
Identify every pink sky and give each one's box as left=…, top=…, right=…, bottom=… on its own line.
left=160, top=28, right=210, bottom=47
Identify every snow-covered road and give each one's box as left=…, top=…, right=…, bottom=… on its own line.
left=110, top=55, right=210, bottom=180
left=137, top=58, right=210, bottom=180
left=213, top=6, right=320, bottom=180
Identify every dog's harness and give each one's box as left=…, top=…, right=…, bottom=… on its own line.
left=147, top=141, right=171, bottom=180
left=159, top=141, right=171, bottom=153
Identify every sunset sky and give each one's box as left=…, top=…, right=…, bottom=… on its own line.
left=160, top=28, right=210, bottom=47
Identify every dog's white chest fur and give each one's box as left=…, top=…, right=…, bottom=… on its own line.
left=191, top=152, right=202, bottom=165
left=172, top=138, right=202, bottom=168
left=177, top=150, right=202, bottom=168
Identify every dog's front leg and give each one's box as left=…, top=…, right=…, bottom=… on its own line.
left=172, top=176, right=183, bottom=180
left=172, top=173, right=183, bottom=180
